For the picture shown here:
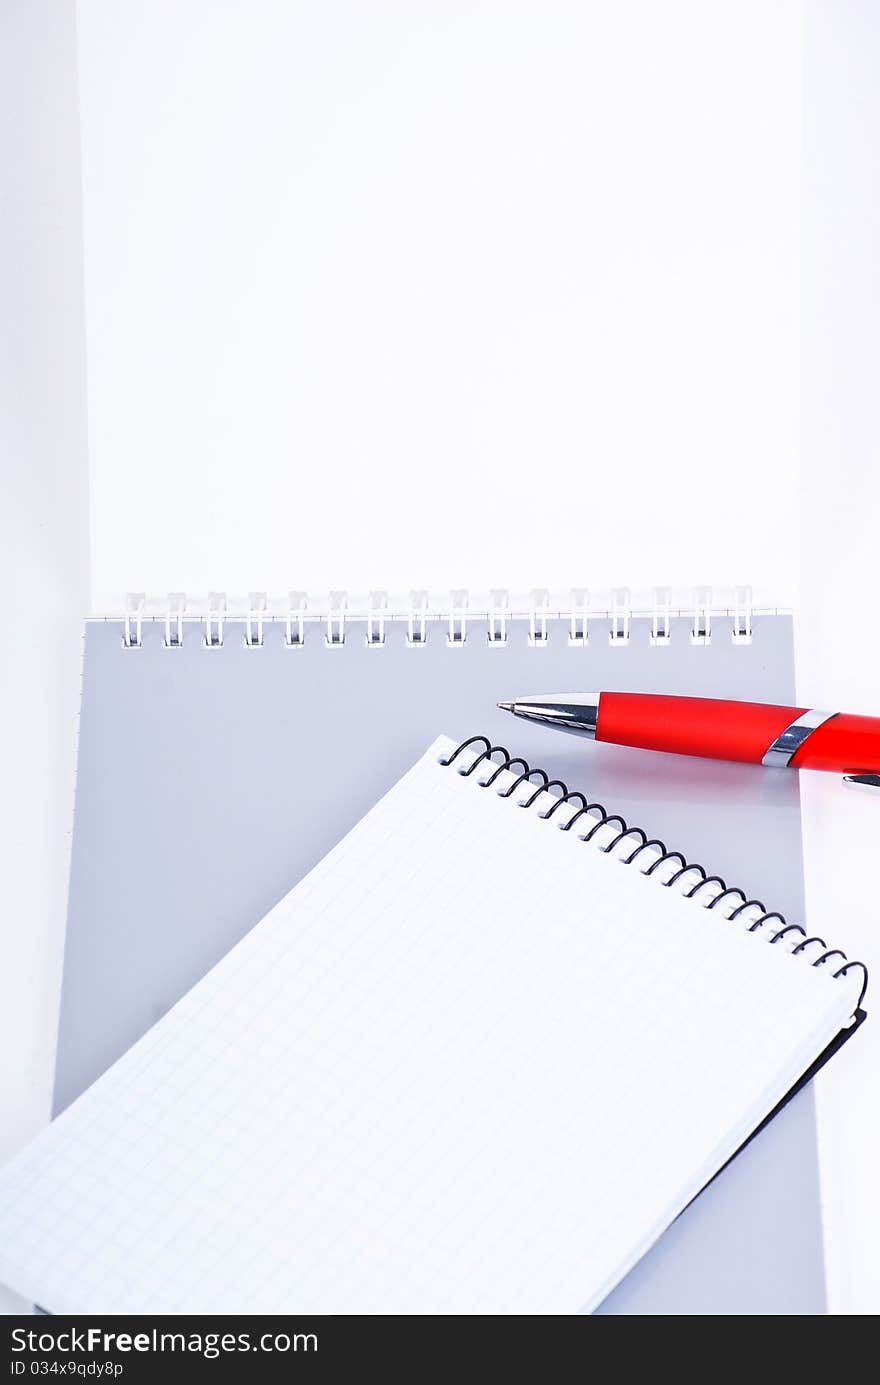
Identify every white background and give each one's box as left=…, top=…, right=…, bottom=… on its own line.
left=800, top=0, right=880, bottom=1317
left=0, top=0, right=90, bottom=1314
left=2, top=0, right=878, bottom=1314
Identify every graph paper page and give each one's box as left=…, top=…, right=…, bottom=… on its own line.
left=0, top=737, right=859, bottom=1313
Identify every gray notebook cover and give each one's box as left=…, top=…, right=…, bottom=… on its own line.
left=55, top=612, right=827, bottom=1314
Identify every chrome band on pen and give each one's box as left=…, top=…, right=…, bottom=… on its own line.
left=760, top=709, right=838, bottom=768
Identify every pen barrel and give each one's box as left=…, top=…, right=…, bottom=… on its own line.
left=596, top=694, right=880, bottom=773
left=788, top=713, right=880, bottom=774
left=595, top=693, right=809, bottom=766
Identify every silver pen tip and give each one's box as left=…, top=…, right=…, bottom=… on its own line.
left=496, top=701, right=515, bottom=713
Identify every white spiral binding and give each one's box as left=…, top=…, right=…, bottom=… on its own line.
left=205, top=592, right=226, bottom=649
left=115, top=586, right=761, bottom=649
left=326, top=591, right=347, bottom=648
left=528, top=589, right=550, bottom=647
left=245, top=592, right=267, bottom=648
left=407, top=591, right=428, bottom=647
left=568, top=589, right=589, bottom=647
left=122, top=592, right=145, bottom=649
left=691, top=586, right=712, bottom=646
left=165, top=593, right=185, bottom=649
left=487, top=590, right=508, bottom=646
left=609, top=588, right=631, bottom=646
left=732, top=585, right=753, bottom=645
left=650, top=587, right=672, bottom=647
left=285, top=592, right=307, bottom=648
left=447, top=590, right=468, bottom=647
left=367, top=591, right=389, bottom=647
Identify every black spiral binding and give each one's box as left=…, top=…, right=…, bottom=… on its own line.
left=439, top=735, right=869, bottom=1011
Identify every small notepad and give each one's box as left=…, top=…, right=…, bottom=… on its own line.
left=0, top=735, right=865, bottom=1314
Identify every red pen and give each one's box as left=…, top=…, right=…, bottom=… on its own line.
left=497, top=692, right=880, bottom=788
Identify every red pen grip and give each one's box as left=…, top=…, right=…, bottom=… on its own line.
left=789, top=713, right=880, bottom=774
left=593, top=693, right=880, bottom=773
left=595, top=693, right=806, bottom=765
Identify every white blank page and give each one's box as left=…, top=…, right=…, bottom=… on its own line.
left=79, top=1, right=802, bottom=605
left=0, top=736, right=859, bottom=1313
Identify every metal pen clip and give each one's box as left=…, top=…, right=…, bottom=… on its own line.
left=843, top=773, right=880, bottom=791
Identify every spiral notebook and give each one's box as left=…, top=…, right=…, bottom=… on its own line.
left=4, top=591, right=861, bottom=1312
left=0, top=725, right=865, bottom=1314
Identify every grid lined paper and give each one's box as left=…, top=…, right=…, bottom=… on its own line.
left=0, top=736, right=860, bottom=1314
